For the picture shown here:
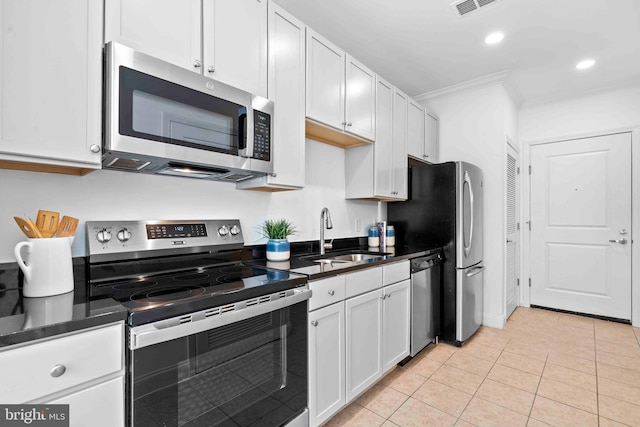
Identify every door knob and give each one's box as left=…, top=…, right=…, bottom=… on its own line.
left=609, top=238, right=628, bottom=244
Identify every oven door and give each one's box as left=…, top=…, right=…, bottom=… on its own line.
left=129, top=289, right=310, bottom=427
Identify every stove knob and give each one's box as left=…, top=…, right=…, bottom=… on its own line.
left=117, top=228, right=132, bottom=242
left=96, top=229, right=112, bottom=243
left=230, top=225, right=240, bottom=236
left=218, top=225, right=229, bottom=236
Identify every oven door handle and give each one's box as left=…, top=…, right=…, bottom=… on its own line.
left=129, top=287, right=311, bottom=350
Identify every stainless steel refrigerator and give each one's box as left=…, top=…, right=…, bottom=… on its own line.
left=388, top=161, right=484, bottom=345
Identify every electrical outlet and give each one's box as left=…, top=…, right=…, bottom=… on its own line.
left=354, top=219, right=361, bottom=232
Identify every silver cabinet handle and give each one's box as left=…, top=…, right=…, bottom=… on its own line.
left=207, top=66, right=215, bottom=73
left=620, top=229, right=628, bottom=235
left=50, top=364, right=66, bottom=378
left=328, top=290, right=335, bottom=296
left=347, top=122, right=352, bottom=127
left=506, top=239, right=513, bottom=243
left=193, top=60, right=202, bottom=68
left=341, top=121, right=347, bottom=126
left=609, top=238, right=628, bottom=244
left=90, top=144, right=100, bottom=153
left=310, top=320, right=318, bottom=327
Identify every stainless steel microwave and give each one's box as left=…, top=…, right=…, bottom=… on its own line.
left=103, top=42, right=274, bottom=182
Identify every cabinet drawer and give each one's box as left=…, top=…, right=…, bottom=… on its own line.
left=345, top=267, right=382, bottom=299
left=383, top=260, right=410, bottom=285
left=49, top=377, right=124, bottom=427
left=309, top=275, right=346, bottom=311
left=0, top=323, right=123, bottom=403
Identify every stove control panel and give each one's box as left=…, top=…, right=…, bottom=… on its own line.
left=87, top=219, right=244, bottom=261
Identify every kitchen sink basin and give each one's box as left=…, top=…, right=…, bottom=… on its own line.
left=310, top=252, right=387, bottom=265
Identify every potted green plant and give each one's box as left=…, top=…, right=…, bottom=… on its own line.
left=260, top=218, right=296, bottom=261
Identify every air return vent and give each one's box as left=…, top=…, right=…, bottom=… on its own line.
left=451, top=0, right=501, bottom=17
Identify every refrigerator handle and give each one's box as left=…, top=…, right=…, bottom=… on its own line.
left=465, top=265, right=485, bottom=277
left=464, top=170, right=474, bottom=258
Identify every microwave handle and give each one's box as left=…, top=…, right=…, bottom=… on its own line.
left=238, top=107, right=254, bottom=159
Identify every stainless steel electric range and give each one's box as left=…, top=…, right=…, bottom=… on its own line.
left=86, top=220, right=310, bottom=427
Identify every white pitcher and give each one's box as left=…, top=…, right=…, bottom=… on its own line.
left=14, top=237, right=75, bottom=297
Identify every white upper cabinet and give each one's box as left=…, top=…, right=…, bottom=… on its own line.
left=105, top=0, right=267, bottom=97
left=237, top=1, right=306, bottom=191
left=391, top=87, right=409, bottom=199
left=0, top=0, right=103, bottom=174
left=407, top=99, right=426, bottom=160
left=424, top=111, right=439, bottom=162
left=345, top=76, right=407, bottom=201
left=407, top=100, right=438, bottom=164
left=105, top=0, right=202, bottom=73
left=306, top=29, right=345, bottom=132
left=306, top=30, right=375, bottom=144
left=345, top=55, right=376, bottom=141
left=373, top=77, right=395, bottom=198
left=203, top=0, right=268, bottom=97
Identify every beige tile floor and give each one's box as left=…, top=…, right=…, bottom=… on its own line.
left=325, top=307, right=640, bottom=427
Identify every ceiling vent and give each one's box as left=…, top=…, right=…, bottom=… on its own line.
left=450, top=0, right=501, bottom=17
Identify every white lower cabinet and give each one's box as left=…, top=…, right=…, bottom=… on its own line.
left=382, top=279, right=411, bottom=371
left=49, top=377, right=124, bottom=427
left=0, top=322, right=125, bottom=427
left=345, top=289, right=382, bottom=402
left=308, top=301, right=346, bottom=427
left=308, top=261, right=410, bottom=426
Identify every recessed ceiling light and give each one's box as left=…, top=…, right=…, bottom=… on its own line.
left=485, top=32, right=504, bottom=45
left=576, top=59, right=596, bottom=70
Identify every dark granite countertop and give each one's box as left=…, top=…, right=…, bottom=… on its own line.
left=0, top=261, right=128, bottom=348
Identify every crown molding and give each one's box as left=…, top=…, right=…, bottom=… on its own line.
left=414, top=70, right=522, bottom=106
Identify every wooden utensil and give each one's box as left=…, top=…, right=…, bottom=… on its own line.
left=36, top=210, right=60, bottom=238
left=14, top=216, right=43, bottom=238
left=55, top=216, right=79, bottom=237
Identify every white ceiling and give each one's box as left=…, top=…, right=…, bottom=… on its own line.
left=273, top=0, right=640, bottom=106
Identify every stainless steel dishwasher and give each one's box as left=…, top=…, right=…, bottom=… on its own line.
left=409, top=251, right=443, bottom=357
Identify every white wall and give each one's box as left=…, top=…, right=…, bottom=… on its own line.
left=0, top=139, right=378, bottom=262
left=519, top=84, right=640, bottom=326
left=520, top=84, right=640, bottom=141
left=424, top=83, right=517, bottom=328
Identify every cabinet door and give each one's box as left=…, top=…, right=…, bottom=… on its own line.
left=309, top=303, right=345, bottom=427
left=49, top=377, right=124, bottom=427
left=382, top=279, right=411, bottom=372
left=0, top=0, right=102, bottom=169
left=424, top=112, right=439, bottom=163
left=105, top=0, right=201, bottom=73
left=203, top=0, right=268, bottom=97
left=345, top=55, right=376, bottom=141
left=345, top=290, right=382, bottom=402
left=264, top=3, right=306, bottom=187
left=407, top=99, right=425, bottom=160
left=392, top=88, right=409, bottom=199
left=373, top=77, right=394, bottom=198
left=306, top=29, right=345, bottom=131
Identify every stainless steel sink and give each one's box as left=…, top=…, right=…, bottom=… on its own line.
left=311, top=252, right=386, bottom=264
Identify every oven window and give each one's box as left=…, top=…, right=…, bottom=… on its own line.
left=131, top=302, right=308, bottom=427
left=119, top=66, right=247, bottom=155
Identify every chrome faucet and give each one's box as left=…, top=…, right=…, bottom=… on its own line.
left=320, top=207, right=333, bottom=255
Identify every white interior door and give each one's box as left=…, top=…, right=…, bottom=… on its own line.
left=506, top=143, right=520, bottom=319
left=530, top=132, right=632, bottom=319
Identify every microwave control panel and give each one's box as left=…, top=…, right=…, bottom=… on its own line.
left=252, top=110, right=271, bottom=161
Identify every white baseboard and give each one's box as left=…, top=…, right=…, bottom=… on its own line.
left=482, top=312, right=506, bottom=329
